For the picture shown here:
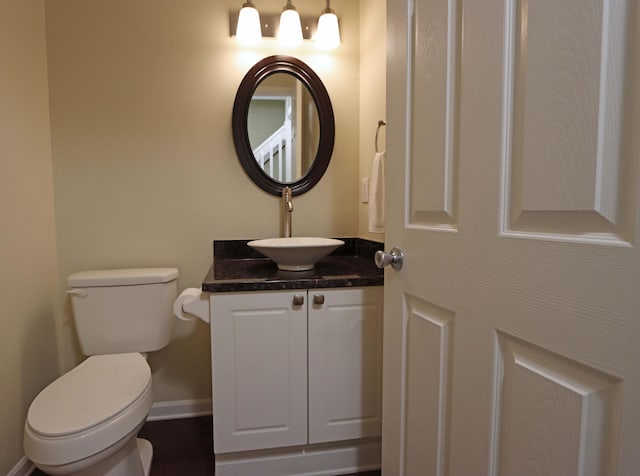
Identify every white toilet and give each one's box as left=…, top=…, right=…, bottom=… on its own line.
left=24, top=267, right=179, bottom=476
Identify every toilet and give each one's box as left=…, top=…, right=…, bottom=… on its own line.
left=24, top=268, right=179, bottom=476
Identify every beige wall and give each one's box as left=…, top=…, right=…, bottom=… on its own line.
left=358, top=0, right=387, bottom=241
left=46, top=0, right=363, bottom=402
left=0, top=0, right=61, bottom=473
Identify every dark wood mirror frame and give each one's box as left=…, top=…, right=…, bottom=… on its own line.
left=232, top=55, right=335, bottom=197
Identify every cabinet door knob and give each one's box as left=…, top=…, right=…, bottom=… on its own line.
left=313, top=294, right=325, bottom=305
left=293, top=294, right=305, bottom=306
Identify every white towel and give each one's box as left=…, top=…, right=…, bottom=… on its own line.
left=368, top=151, right=385, bottom=233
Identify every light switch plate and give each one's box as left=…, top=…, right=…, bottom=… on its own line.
left=361, top=178, right=369, bottom=203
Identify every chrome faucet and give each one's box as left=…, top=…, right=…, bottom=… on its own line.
left=281, top=187, right=293, bottom=238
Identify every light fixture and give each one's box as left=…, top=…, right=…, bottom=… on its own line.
left=316, top=0, right=340, bottom=49
left=236, top=1, right=262, bottom=46
left=277, top=0, right=303, bottom=47
left=231, top=0, right=341, bottom=49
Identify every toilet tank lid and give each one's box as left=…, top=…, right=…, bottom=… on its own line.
left=68, top=267, right=178, bottom=287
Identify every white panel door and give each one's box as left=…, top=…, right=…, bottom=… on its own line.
left=308, top=287, right=383, bottom=443
left=210, top=290, right=308, bottom=453
left=383, top=0, right=640, bottom=474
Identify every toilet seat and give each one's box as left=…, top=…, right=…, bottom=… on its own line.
left=24, top=353, right=153, bottom=466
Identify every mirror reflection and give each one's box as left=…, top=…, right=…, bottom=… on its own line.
left=248, top=73, right=320, bottom=183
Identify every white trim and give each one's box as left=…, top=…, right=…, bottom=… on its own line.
left=7, top=455, right=35, bottom=476
left=146, top=398, right=212, bottom=421
left=215, top=439, right=381, bottom=476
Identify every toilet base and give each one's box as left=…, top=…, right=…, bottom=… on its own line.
left=77, top=437, right=152, bottom=476
left=33, top=435, right=152, bottom=476
left=86, top=437, right=153, bottom=476
left=137, top=438, right=153, bottom=476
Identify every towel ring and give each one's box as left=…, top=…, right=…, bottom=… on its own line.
left=375, top=120, right=386, bottom=153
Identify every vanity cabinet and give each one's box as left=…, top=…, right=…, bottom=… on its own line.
left=209, top=286, right=383, bottom=455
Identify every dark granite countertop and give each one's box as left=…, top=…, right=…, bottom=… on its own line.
left=202, top=238, right=384, bottom=293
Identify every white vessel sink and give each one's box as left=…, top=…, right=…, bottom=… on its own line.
left=247, top=237, right=345, bottom=271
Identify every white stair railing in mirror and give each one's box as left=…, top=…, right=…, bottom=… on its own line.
left=252, top=120, right=293, bottom=182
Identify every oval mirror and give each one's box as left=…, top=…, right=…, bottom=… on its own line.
left=232, top=55, right=335, bottom=196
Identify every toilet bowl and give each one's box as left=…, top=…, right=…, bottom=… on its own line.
left=24, top=353, right=154, bottom=476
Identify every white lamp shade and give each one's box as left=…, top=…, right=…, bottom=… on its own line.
left=236, top=5, right=262, bottom=46
left=278, top=8, right=303, bottom=47
left=316, top=11, right=340, bottom=49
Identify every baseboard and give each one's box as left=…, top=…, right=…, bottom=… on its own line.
left=7, top=455, right=35, bottom=476
left=147, top=398, right=212, bottom=421
left=215, top=439, right=381, bottom=476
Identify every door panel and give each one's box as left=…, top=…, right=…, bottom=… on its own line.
left=403, top=296, right=454, bottom=476
left=383, top=0, right=640, bottom=474
left=493, top=333, right=621, bottom=476
left=503, top=0, right=635, bottom=239
left=409, top=0, right=460, bottom=226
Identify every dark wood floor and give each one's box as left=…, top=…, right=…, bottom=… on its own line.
left=33, top=416, right=381, bottom=475
left=139, top=416, right=215, bottom=475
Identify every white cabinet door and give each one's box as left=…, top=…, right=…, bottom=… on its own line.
left=308, top=287, right=383, bottom=443
left=210, top=290, right=308, bottom=453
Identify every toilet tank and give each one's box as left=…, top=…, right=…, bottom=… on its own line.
left=67, top=268, right=179, bottom=355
